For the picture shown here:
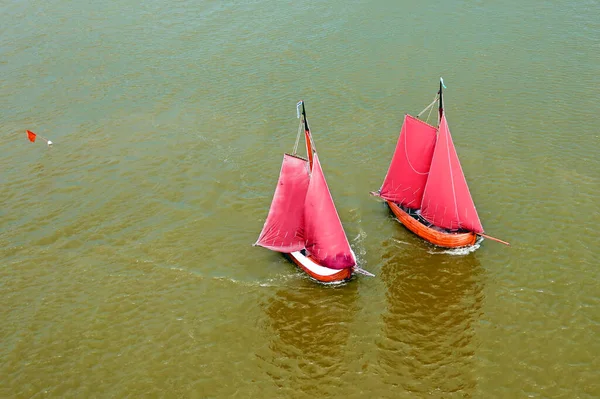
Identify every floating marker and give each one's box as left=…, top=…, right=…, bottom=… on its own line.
left=26, top=130, right=52, bottom=146
left=27, top=130, right=36, bottom=142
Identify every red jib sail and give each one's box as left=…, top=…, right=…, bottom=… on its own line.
left=379, top=115, right=437, bottom=209
left=304, top=153, right=356, bottom=269
left=255, top=154, right=310, bottom=252
left=420, top=114, right=483, bottom=233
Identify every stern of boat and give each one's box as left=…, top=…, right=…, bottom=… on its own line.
left=387, top=201, right=478, bottom=248
left=287, top=251, right=353, bottom=283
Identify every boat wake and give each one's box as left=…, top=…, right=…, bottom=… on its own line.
left=308, top=277, right=350, bottom=286
left=258, top=273, right=305, bottom=287
left=428, top=236, right=483, bottom=255
left=352, top=228, right=368, bottom=258
left=212, top=273, right=303, bottom=288
left=391, top=239, right=412, bottom=247
left=352, top=228, right=376, bottom=277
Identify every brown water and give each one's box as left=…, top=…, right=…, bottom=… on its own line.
left=1, top=0, right=599, bottom=397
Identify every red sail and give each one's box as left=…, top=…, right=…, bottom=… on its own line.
left=256, top=154, right=310, bottom=252
left=379, top=115, right=437, bottom=209
left=420, top=114, right=483, bottom=233
left=304, top=153, right=356, bottom=269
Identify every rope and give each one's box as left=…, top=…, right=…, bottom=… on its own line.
left=426, top=102, right=435, bottom=125
left=416, top=95, right=438, bottom=119
left=292, top=121, right=303, bottom=155
left=403, top=127, right=429, bottom=175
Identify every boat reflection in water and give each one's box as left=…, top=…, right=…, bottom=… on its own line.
left=258, top=281, right=358, bottom=397
left=377, top=237, right=484, bottom=396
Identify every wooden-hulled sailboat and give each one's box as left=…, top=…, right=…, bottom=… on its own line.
left=372, top=79, right=509, bottom=248
left=256, top=101, right=374, bottom=283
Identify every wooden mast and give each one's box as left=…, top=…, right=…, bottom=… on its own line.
left=301, top=101, right=314, bottom=170
left=438, top=78, right=444, bottom=124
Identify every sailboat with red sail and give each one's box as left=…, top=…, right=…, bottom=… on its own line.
left=256, top=101, right=374, bottom=283
left=372, top=79, right=509, bottom=248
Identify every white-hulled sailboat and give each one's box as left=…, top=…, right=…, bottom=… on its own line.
left=256, top=101, right=374, bottom=283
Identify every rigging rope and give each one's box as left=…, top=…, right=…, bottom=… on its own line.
left=292, top=121, right=303, bottom=155
left=426, top=102, right=435, bottom=125
left=403, top=125, right=429, bottom=175
left=416, top=95, right=439, bottom=120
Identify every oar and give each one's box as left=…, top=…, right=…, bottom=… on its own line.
left=479, top=233, right=510, bottom=246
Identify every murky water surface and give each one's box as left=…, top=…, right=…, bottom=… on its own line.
left=1, top=1, right=599, bottom=397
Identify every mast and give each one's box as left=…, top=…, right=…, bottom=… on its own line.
left=438, top=78, right=444, bottom=124
left=301, top=101, right=314, bottom=170
left=301, top=101, right=310, bottom=134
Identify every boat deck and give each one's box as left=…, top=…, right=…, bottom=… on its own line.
left=400, top=204, right=469, bottom=234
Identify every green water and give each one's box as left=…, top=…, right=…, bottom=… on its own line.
left=1, top=1, right=599, bottom=397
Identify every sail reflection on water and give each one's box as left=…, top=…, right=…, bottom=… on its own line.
left=257, top=282, right=358, bottom=397
left=377, top=237, right=484, bottom=396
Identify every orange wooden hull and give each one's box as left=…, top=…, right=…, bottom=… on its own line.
left=387, top=201, right=478, bottom=248
left=287, top=253, right=353, bottom=283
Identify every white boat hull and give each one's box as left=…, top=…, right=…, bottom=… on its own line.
left=288, top=251, right=353, bottom=283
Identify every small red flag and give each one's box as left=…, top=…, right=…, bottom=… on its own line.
left=26, top=130, right=37, bottom=142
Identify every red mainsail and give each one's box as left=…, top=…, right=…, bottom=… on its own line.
left=420, top=114, right=483, bottom=233
left=379, top=115, right=437, bottom=209
left=255, top=154, right=310, bottom=252
left=303, top=153, right=356, bottom=269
